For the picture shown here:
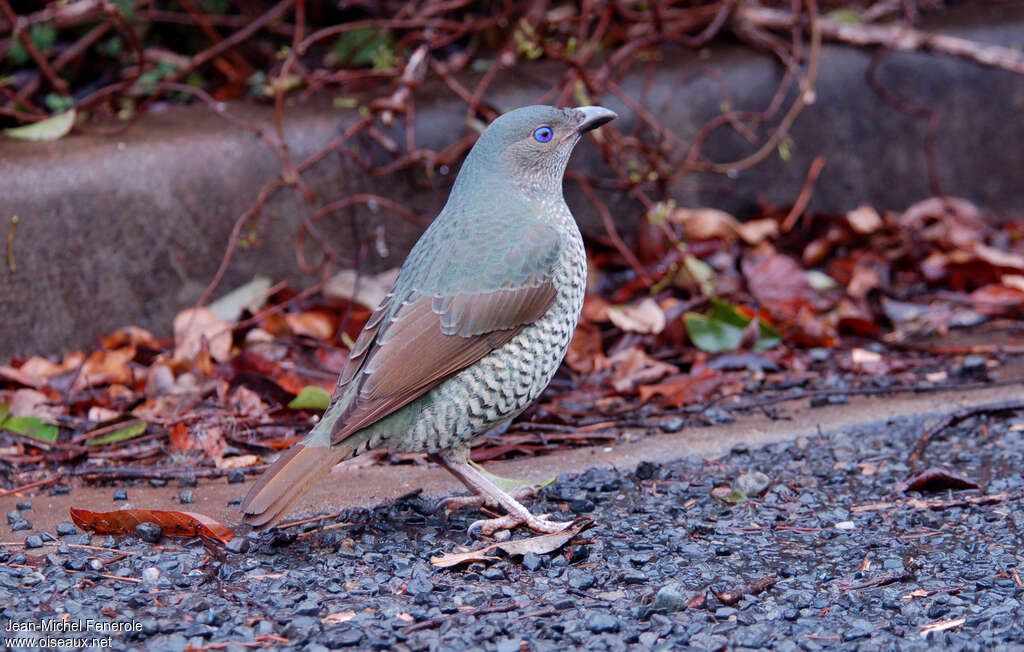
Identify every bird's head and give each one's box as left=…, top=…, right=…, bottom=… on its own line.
left=457, top=105, right=617, bottom=198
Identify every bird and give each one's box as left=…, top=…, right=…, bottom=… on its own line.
left=241, top=104, right=617, bottom=536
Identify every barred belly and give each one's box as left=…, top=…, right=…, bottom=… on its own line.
left=382, top=223, right=585, bottom=454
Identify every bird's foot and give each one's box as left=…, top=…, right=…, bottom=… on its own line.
left=435, top=485, right=538, bottom=515
left=468, top=512, right=573, bottom=538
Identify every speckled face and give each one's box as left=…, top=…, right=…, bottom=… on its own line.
left=498, top=107, right=583, bottom=185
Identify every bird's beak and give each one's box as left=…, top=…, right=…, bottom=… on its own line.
left=575, top=106, right=617, bottom=134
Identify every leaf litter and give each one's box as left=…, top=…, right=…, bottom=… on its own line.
left=1, top=196, right=1023, bottom=541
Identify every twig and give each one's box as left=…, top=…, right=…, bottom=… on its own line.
left=852, top=491, right=1022, bottom=514
left=5, top=215, right=16, bottom=272
left=0, top=475, right=60, bottom=497
left=743, top=5, right=1024, bottom=74
left=908, top=399, right=1024, bottom=468
left=781, top=156, right=826, bottom=232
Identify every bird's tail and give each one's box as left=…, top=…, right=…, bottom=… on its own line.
left=240, top=416, right=353, bottom=529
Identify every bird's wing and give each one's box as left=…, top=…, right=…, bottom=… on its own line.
left=329, top=221, right=561, bottom=445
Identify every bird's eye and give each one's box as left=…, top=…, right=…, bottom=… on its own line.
left=533, top=126, right=553, bottom=143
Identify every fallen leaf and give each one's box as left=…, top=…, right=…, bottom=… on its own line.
left=968, top=284, right=1024, bottom=317
left=73, top=346, right=136, bottom=391
left=208, top=276, right=273, bottom=323
left=70, top=507, right=234, bottom=543
left=285, top=310, right=337, bottom=340
left=174, top=307, right=232, bottom=363
left=169, top=422, right=193, bottom=451
left=846, top=205, right=883, bottom=234
left=637, top=367, right=726, bottom=408
left=430, top=519, right=592, bottom=568
left=565, top=320, right=608, bottom=374
left=217, top=454, right=261, bottom=469
left=288, top=386, right=331, bottom=410
left=5, top=109, right=76, bottom=141
left=101, top=326, right=160, bottom=350
left=8, top=388, right=61, bottom=419
left=606, top=298, right=666, bottom=334
left=325, top=268, right=400, bottom=310
left=973, top=244, right=1024, bottom=272
left=322, top=611, right=357, bottom=624
left=581, top=295, right=612, bottom=322
left=668, top=208, right=778, bottom=245
left=894, top=468, right=980, bottom=493
left=1001, top=274, right=1024, bottom=292
left=229, top=385, right=268, bottom=418
left=0, top=353, right=84, bottom=388
left=1, top=416, right=59, bottom=443
left=87, top=421, right=148, bottom=446
left=683, top=299, right=780, bottom=353
left=742, top=245, right=827, bottom=320
left=607, top=347, right=679, bottom=393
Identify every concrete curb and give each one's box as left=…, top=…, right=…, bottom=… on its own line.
left=2, top=3, right=1022, bottom=360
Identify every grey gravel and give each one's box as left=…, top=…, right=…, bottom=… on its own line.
left=2, top=409, right=1022, bottom=650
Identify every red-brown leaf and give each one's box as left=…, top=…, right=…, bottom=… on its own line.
left=70, top=507, right=234, bottom=543
left=637, top=367, right=726, bottom=408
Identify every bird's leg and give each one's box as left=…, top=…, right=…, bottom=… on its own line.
left=429, top=452, right=572, bottom=536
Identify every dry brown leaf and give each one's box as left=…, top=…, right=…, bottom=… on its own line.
left=73, top=346, right=136, bottom=392
left=0, top=352, right=85, bottom=388
left=102, top=325, right=160, bottom=350
left=196, top=426, right=226, bottom=462
left=1001, top=274, right=1024, bottom=292
left=581, top=295, right=612, bottom=322
left=968, top=284, right=1024, bottom=316
left=228, top=386, right=267, bottom=418
left=9, top=388, right=62, bottom=420
left=846, top=205, right=883, bottom=234
left=173, top=307, right=232, bottom=363
left=430, top=519, right=592, bottom=568
left=284, top=310, right=337, bottom=340
left=669, top=208, right=777, bottom=246
left=169, top=423, right=192, bottom=451
left=70, top=507, right=234, bottom=543
left=565, top=320, right=608, bottom=374
left=87, top=406, right=121, bottom=422
left=974, top=244, right=1024, bottom=272
left=637, top=367, right=726, bottom=408
left=217, top=454, right=261, bottom=470
left=322, top=611, right=357, bottom=624
left=325, top=267, right=400, bottom=310
left=606, top=298, right=666, bottom=334
left=607, top=347, right=679, bottom=394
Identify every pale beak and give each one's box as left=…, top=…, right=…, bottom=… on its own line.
left=575, top=106, right=618, bottom=134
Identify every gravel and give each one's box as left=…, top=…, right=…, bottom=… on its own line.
left=2, top=410, right=1022, bottom=650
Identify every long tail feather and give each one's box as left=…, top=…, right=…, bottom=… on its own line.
left=240, top=443, right=352, bottom=529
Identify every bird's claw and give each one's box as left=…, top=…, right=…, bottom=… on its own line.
left=436, top=485, right=540, bottom=516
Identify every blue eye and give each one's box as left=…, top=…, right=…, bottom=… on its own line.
left=533, top=126, right=553, bottom=143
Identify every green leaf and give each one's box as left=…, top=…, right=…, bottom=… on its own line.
left=2, top=416, right=59, bottom=443
left=30, top=22, right=57, bottom=54
left=44, top=93, right=74, bottom=113
left=0, top=403, right=9, bottom=423
left=684, top=299, right=780, bottom=353
left=5, top=109, right=76, bottom=141
left=288, top=386, right=331, bottom=411
left=328, top=28, right=396, bottom=69
left=88, top=421, right=148, bottom=446
left=468, top=460, right=556, bottom=494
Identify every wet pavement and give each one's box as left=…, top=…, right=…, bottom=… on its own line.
left=1, top=386, right=1022, bottom=650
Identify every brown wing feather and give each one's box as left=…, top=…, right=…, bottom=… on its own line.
left=330, top=281, right=556, bottom=445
